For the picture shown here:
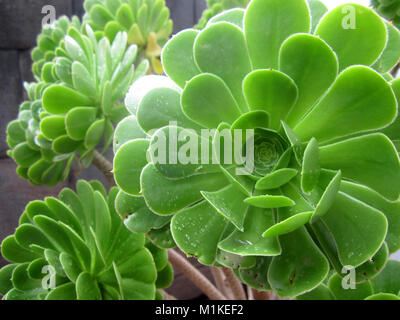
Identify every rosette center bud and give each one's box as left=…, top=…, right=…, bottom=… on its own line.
left=251, top=129, right=287, bottom=176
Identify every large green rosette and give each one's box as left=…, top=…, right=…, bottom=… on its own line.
left=114, top=0, right=400, bottom=297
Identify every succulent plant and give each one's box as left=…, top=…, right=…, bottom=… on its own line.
left=31, top=16, right=82, bottom=79
left=7, top=25, right=148, bottom=186
left=372, top=0, right=400, bottom=28
left=113, top=0, right=400, bottom=298
left=195, top=0, right=251, bottom=29
left=0, top=180, right=172, bottom=300
left=6, top=82, right=75, bottom=186
left=297, top=259, right=400, bottom=300
left=83, top=0, right=173, bottom=73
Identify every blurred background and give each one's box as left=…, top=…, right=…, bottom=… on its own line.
left=0, top=0, right=397, bottom=300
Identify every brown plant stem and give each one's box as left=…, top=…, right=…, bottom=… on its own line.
left=221, top=267, right=246, bottom=300
left=160, top=290, right=177, bottom=300
left=211, top=267, right=233, bottom=299
left=92, top=150, right=115, bottom=187
left=252, top=289, right=274, bottom=300
left=168, top=249, right=227, bottom=300
left=247, top=286, right=254, bottom=300
left=391, top=61, right=400, bottom=77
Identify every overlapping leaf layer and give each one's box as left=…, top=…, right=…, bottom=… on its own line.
left=114, top=0, right=400, bottom=297
left=297, top=259, right=400, bottom=300
left=195, top=0, right=251, bottom=29
left=0, top=180, right=172, bottom=300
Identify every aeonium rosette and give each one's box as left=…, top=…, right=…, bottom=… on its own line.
left=113, top=0, right=400, bottom=297
left=0, top=181, right=173, bottom=300
left=83, top=0, right=173, bottom=73
left=7, top=23, right=148, bottom=186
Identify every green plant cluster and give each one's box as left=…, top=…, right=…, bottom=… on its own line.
left=113, top=0, right=400, bottom=298
left=83, top=0, right=173, bottom=73
left=7, top=24, right=146, bottom=186
left=372, top=0, right=400, bottom=28
left=0, top=181, right=173, bottom=300
left=6, top=0, right=173, bottom=187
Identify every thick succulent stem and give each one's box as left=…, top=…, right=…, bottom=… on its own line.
left=92, top=150, right=115, bottom=187
left=252, top=289, right=274, bottom=300
left=221, top=267, right=246, bottom=300
left=168, top=249, right=227, bottom=300
left=247, top=286, right=254, bottom=300
left=391, top=61, right=400, bottom=77
left=211, top=267, right=234, bottom=299
left=160, top=290, right=177, bottom=300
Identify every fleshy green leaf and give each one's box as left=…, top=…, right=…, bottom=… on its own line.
left=340, top=180, right=400, bottom=254
left=162, top=30, right=201, bottom=88
left=171, top=201, right=228, bottom=265
left=263, top=212, right=313, bottom=238
left=294, top=66, right=397, bottom=143
left=365, top=293, right=400, bottom=300
left=243, top=69, right=298, bottom=129
left=268, top=224, right=329, bottom=297
left=76, top=272, right=102, bottom=300
left=202, top=184, right=249, bottom=231
left=311, top=171, right=342, bottom=223
left=194, top=22, right=251, bottom=111
left=244, top=195, right=295, bottom=209
left=182, top=73, right=241, bottom=128
left=65, top=107, right=97, bottom=141
left=113, top=115, right=147, bottom=153
left=244, top=0, right=310, bottom=69
left=371, top=260, right=400, bottom=295
left=301, top=137, right=320, bottom=194
left=208, top=8, right=245, bottom=28
left=46, top=282, right=77, bottom=300
left=141, top=163, right=227, bottom=215
left=315, top=4, right=387, bottom=70
left=296, top=283, right=334, bottom=300
left=138, top=87, right=202, bottom=132
left=321, top=192, right=387, bottom=267
left=43, top=85, right=92, bottom=114
left=328, top=273, right=373, bottom=300
left=319, top=133, right=400, bottom=201
left=307, top=0, right=328, bottom=32
left=255, top=168, right=298, bottom=190
left=372, top=21, right=400, bottom=74
left=114, top=139, right=149, bottom=195
left=218, top=206, right=281, bottom=256
left=85, top=119, right=105, bottom=149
